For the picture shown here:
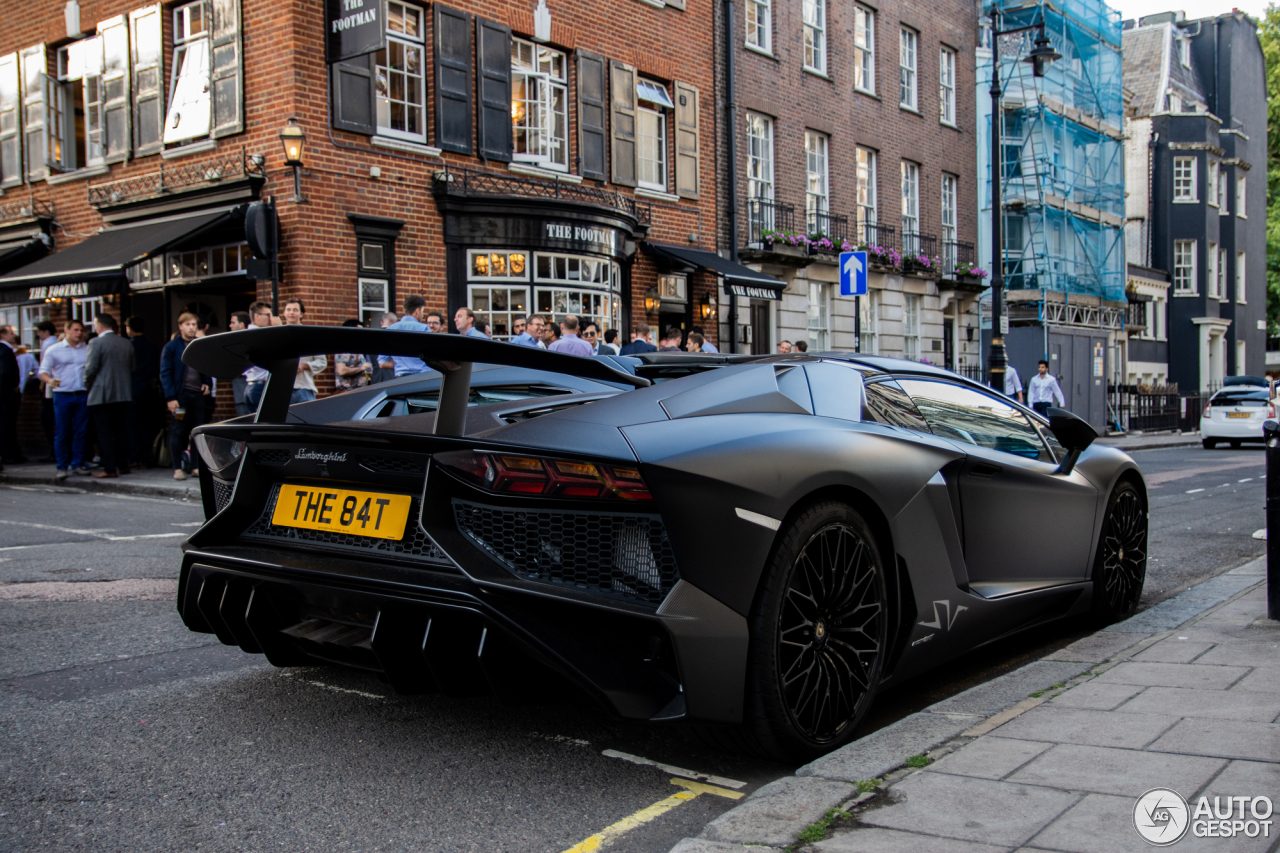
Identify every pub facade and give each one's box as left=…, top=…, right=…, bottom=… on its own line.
left=0, top=0, right=725, bottom=403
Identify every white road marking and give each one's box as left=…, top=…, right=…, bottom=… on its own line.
left=1185, top=489, right=1205, bottom=494
left=1253, top=529, right=1267, bottom=540
left=532, top=732, right=592, bottom=747
left=298, top=679, right=386, bottom=700
left=1239, top=478, right=1253, bottom=483
left=103, top=533, right=187, bottom=541
left=169, top=522, right=203, bottom=527
left=601, top=749, right=748, bottom=789
left=0, top=520, right=186, bottom=543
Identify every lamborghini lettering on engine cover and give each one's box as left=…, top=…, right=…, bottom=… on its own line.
left=271, top=484, right=412, bottom=540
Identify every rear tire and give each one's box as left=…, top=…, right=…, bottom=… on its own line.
left=1202, top=439, right=1217, bottom=449
left=740, top=502, right=888, bottom=762
left=1230, top=440, right=1242, bottom=449
left=1091, top=481, right=1147, bottom=624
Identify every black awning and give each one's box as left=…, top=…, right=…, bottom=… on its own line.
left=0, top=236, right=49, bottom=281
left=0, top=207, right=236, bottom=291
left=645, top=242, right=786, bottom=297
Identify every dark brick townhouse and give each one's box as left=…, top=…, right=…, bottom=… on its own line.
left=0, top=0, right=720, bottom=431
left=714, top=0, right=981, bottom=362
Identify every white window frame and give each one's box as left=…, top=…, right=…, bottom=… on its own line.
left=746, top=111, right=774, bottom=236
left=857, top=146, right=878, bottom=234
left=468, top=284, right=530, bottom=341
left=1236, top=173, right=1247, bottom=217
left=1173, top=156, right=1196, bottom=202
left=1155, top=295, right=1167, bottom=340
left=532, top=253, right=622, bottom=333
left=1237, top=251, right=1246, bottom=303
left=854, top=6, right=875, bottom=94
left=1208, top=160, right=1219, bottom=207
left=805, top=130, right=829, bottom=233
left=1207, top=243, right=1218, bottom=298
left=1216, top=246, right=1227, bottom=300
left=166, top=1, right=213, bottom=144
left=468, top=249, right=531, bottom=282
left=807, top=281, right=830, bottom=351
left=903, top=293, right=920, bottom=361
left=1178, top=36, right=1190, bottom=68
left=939, top=47, right=956, bottom=126
left=899, top=28, right=917, bottom=110
left=803, top=0, right=826, bottom=74
left=1217, top=168, right=1228, bottom=212
left=374, top=1, right=428, bottom=144
left=861, top=290, right=879, bottom=355
left=637, top=105, right=667, bottom=192
left=901, top=160, right=920, bottom=252
left=358, top=278, right=390, bottom=327
left=1173, top=239, right=1196, bottom=294
left=746, top=0, right=771, bottom=53
left=19, top=304, right=50, bottom=351
left=511, top=37, right=567, bottom=170
left=941, top=173, right=957, bottom=270
left=70, top=297, right=104, bottom=326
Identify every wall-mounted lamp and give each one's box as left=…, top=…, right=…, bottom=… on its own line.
left=644, top=287, right=659, bottom=315
left=966, top=323, right=975, bottom=342
left=279, top=117, right=306, bottom=202
left=700, top=293, right=715, bottom=321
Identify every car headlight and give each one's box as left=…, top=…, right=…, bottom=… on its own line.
left=194, top=434, right=246, bottom=474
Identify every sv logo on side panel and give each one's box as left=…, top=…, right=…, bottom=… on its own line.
left=918, top=599, right=968, bottom=632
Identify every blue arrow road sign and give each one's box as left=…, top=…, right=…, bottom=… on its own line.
left=840, top=251, right=868, bottom=296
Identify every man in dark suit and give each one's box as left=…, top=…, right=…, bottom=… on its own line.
left=618, top=322, right=658, bottom=356
left=83, top=313, right=135, bottom=478
left=0, top=324, right=21, bottom=467
left=125, top=316, right=160, bottom=468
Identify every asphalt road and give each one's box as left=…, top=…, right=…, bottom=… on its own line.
left=0, top=445, right=1266, bottom=853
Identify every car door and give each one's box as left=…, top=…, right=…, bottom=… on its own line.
left=897, top=378, right=1099, bottom=592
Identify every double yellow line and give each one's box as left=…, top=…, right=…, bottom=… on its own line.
left=562, top=778, right=745, bottom=852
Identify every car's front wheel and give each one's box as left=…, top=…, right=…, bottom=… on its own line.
left=743, top=502, right=888, bottom=762
left=1202, top=439, right=1217, bottom=449
left=1091, top=480, right=1147, bottom=623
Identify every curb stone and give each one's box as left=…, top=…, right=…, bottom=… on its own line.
left=0, top=472, right=201, bottom=501
left=665, top=556, right=1268, bottom=853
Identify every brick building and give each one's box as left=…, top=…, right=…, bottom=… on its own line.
left=0, top=0, right=721, bottom=439
left=715, top=0, right=981, bottom=363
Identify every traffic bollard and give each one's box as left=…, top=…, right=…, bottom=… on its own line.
left=1265, top=419, right=1280, bottom=621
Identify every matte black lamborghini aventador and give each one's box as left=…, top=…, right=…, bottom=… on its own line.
left=177, top=326, right=1147, bottom=761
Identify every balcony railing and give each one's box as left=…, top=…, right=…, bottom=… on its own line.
left=87, top=146, right=265, bottom=208
left=941, top=240, right=976, bottom=277
left=806, top=210, right=849, bottom=244
left=855, top=220, right=896, bottom=251
left=0, top=196, right=52, bottom=224
left=435, top=167, right=651, bottom=225
left=900, top=231, right=938, bottom=259
left=745, top=198, right=796, bottom=246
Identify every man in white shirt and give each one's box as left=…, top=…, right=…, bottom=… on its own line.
left=39, top=319, right=91, bottom=478
left=1027, top=359, right=1066, bottom=416
left=1005, top=363, right=1024, bottom=404
left=282, top=298, right=327, bottom=403
left=242, top=302, right=276, bottom=412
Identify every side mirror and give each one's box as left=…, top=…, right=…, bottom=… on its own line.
left=1047, top=407, right=1097, bottom=476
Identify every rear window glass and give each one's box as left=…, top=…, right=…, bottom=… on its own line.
left=1211, top=391, right=1268, bottom=407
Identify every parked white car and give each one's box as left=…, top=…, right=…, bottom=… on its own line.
left=1200, top=384, right=1274, bottom=448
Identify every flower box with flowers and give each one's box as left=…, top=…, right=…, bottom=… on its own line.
left=758, top=229, right=812, bottom=260
left=902, top=253, right=941, bottom=275
left=860, top=245, right=901, bottom=270
left=953, top=262, right=989, bottom=283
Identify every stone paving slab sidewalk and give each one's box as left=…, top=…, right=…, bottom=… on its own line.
left=669, top=558, right=1279, bottom=853
left=0, top=461, right=200, bottom=500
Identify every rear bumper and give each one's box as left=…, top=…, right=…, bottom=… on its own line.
left=1200, top=417, right=1267, bottom=440
left=177, top=543, right=746, bottom=723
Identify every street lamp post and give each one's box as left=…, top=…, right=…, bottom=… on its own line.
left=279, top=117, right=307, bottom=203
left=987, top=12, right=1059, bottom=392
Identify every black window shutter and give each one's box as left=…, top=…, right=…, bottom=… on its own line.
left=475, top=17, right=512, bottom=162
left=577, top=50, right=607, bottom=181
left=331, top=53, right=376, bottom=136
left=434, top=4, right=473, bottom=155
left=610, top=61, right=637, bottom=187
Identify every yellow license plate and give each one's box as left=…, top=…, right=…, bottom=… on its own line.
left=1227, top=412, right=1252, bottom=419
left=272, top=484, right=412, bottom=541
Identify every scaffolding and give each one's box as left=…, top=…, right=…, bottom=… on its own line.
left=978, top=0, right=1126, bottom=305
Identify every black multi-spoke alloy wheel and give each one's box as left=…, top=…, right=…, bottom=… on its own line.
left=743, top=502, right=887, bottom=762
left=1091, top=480, right=1147, bottom=623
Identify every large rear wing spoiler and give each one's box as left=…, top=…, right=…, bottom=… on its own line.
left=181, top=325, right=649, bottom=434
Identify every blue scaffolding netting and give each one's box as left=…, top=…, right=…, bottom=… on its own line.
left=979, top=0, right=1126, bottom=303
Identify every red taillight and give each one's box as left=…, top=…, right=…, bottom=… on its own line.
left=435, top=450, right=653, bottom=501
left=1203, top=404, right=1212, bottom=418
left=1269, top=403, right=1276, bottom=419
